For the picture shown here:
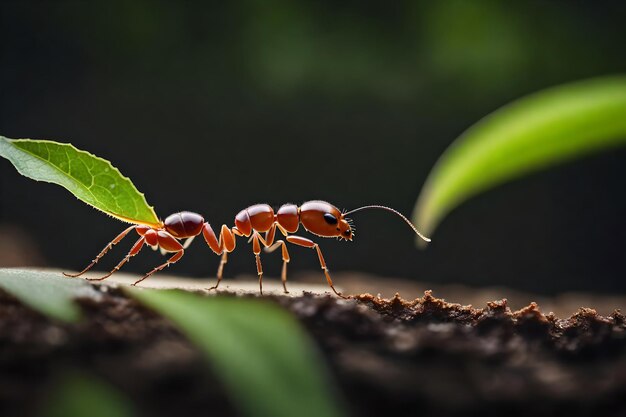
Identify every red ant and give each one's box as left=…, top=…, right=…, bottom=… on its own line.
left=64, top=211, right=207, bottom=286
left=65, top=201, right=430, bottom=297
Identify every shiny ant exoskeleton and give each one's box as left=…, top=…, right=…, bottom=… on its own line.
left=65, top=201, right=430, bottom=297
left=64, top=211, right=208, bottom=285
left=202, top=201, right=430, bottom=298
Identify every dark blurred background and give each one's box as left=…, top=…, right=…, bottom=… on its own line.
left=1, top=0, right=625, bottom=295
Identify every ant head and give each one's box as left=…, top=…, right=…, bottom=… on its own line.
left=299, top=200, right=353, bottom=241
left=336, top=215, right=354, bottom=241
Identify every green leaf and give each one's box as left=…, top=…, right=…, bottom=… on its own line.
left=130, top=289, right=345, bottom=417
left=0, top=136, right=161, bottom=227
left=413, top=76, right=626, bottom=241
left=0, top=269, right=97, bottom=322
left=42, top=372, right=136, bottom=417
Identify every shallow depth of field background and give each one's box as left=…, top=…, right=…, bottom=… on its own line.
left=1, top=1, right=625, bottom=295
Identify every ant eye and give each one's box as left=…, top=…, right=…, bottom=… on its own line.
left=323, top=213, right=338, bottom=225
left=344, top=230, right=351, bottom=236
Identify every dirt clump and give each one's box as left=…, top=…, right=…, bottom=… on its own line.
left=1, top=286, right=626, bottom=417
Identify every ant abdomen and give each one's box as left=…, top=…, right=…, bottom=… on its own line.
left=164, top=211, right=205, bottom=238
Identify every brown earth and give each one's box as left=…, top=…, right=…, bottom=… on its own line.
left=1, top=279, right=626, bottom=417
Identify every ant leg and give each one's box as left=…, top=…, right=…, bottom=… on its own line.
left=182, top=236, right=195, bottom=249
left=64, top=225, right=136, bottom=277
left=202, top=223, right=221, bottom=254
left=265, top=240, right=290, bottom=293
left=133, top=250, right=184, bottom=286
left=279, top=243, right=290, bottom=293
left=276, top=223, right=289, bottom=237
left=87, top=236, right=146, bottom=281
left=285, top=236, right=347, bottom=299
left=203, top=223, right=237, bottom=291
left=203, top=223, right=237, bottom=254
left=208, top=252, right=228, bottom=291
left=132, top=231, right=184, bottom=286
left=264, top=223, right=277, bottom=246
left=252, top=232, right=264, bottom=295
left=281, top=261, right=288, bottom=293
left=221, top=225, right=237, bottom=252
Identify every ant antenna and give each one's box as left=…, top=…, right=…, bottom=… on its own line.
left=343, top=205, right=431, bottom=243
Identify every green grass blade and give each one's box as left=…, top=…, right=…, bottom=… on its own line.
left=130, top=289, right=345, bottom=417
left=0, top=269, right=97, bottom=322
left=0, top=137, right=160, bottom=227
left=42, top=372, right=136, bottom=417
left=413, top=76, right=626, bottom=241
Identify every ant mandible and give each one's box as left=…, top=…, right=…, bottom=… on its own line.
left=64, top=201, right=430, bottom=298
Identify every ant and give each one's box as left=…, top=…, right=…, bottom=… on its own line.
left=64, top=211, right=208, bottom=286
left=202, top=201, right=430, bottom=298
left=65, top=201, right=430, bottom=298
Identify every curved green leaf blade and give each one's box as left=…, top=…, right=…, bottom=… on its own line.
left=43, top=372, right=136, bottom=417
left=413, top=76, right=626, bottom=241
left=0, top=137, right=160, bottom=227
left=0, top=269, right=97, bottom=322
left=130, top=289, right=345, bottom=417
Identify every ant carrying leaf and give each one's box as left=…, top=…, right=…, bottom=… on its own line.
left=0, top=136, right=430, bottom=297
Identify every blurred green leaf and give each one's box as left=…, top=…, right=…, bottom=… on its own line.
left=130, top=289, right=345, bottom=417
left=43, top=372, right=135, bottom=417
left=0, top=136, right=161, bottom=227
left=413, top=76, right=626, bottom=241
left=0, top=269, right=97, bottom=322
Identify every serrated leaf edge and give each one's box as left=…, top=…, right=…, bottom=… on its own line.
left=2, top=137, right=162, bottom=228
